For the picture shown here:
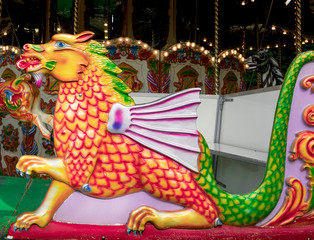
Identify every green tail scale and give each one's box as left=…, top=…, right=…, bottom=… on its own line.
left=196, top=51, right=314, bottom=226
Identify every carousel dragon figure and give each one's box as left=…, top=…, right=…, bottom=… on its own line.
left=0, top=74, right=53, bottom=139
left=13, top=31, right=314, bottom=233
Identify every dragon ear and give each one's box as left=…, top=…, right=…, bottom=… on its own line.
left=75, top=31, right=95, bottom=43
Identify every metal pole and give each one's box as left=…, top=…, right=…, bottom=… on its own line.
left=242, top=28, right=246, bottom=58
left=73, top=0, right=79, bottom=34
left=214, top=0, right=219, bottom=95
left=295, top=0, right=302, bottom=55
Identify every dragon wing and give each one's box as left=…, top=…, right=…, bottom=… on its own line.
left=108, top=88, right=202, bottom=172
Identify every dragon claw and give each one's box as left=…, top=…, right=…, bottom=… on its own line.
left=16, top=169, right=20, bottom=174
left=14, top=226, right=17, bottom=232
left=26, top=173, right=30, bottom=179
left=127, top=228, right=142, bottom=236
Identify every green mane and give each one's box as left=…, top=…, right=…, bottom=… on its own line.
left=86, top=42, right=134, bottom=105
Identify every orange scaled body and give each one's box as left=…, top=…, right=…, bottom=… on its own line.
left=15, top=31, right=219, bottom=232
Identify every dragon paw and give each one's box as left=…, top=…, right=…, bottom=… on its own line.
left=16, top=155, right=47, bottom=177
left=14, top=211, right=51, bottom=231
left=127, top=206, right=163, bottom=233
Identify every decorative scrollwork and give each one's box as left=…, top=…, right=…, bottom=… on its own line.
left=289, top=131, right=314, bottom=164
left=301, top=75, right=314, bottom=92
left=263, top=178, right=309, bottom=226
left=304, top=106, right=314, bottom=126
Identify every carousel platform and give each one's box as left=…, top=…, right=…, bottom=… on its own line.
left=1, top=176, right=314, bottom=240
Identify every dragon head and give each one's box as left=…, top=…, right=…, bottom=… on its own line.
left=16, top=31, right=95, bottom=87
left=246, top=49, right=268, bottom=71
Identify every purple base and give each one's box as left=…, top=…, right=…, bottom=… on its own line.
left=54, top=191, right=183, bottom=225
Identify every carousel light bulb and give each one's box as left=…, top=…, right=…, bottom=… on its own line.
left=164, top=52, right=169, bottom=57
left=177, top=43, right=181, bottom=49
left=125, top=38, right=129, bottom=42
left=283, top=30, right=287, bottom=35
left=186, top=42, right=191, bottom=46
left=191, top=42, right=196, bottom=48
left=104, top=23, right=108, bottom=26
left=119, top=37, right=123, bottom=41
left=200, top=46, right=204, bottom=52
left=209, top=43, right=213, bottom=47
left=106, top=41, right=110, bottom=45
left=6, top=46, right=9, bottom=50
left=271, top=26, right=276, bottom=30
left=137, top=41, right=142, bottom=45
left=57, top=27, right=61, bottom=32
left=104, top=30, right=108, bottom=33
left=153, top=50, right=158, bottom=55
left=211, top=57, right=215, bottom=61
left=222, top=53, right=226, bottom=58
left=241, top=1, right=245, bottom=6
left=143, top=44, right=148, bottom=49
left=172, top=46, right=177, bottom=51
left=204, top=50, right=209, bottom=54
left=3, top=32, right=7, bottom=36
left=105, top=36, right=108, bottom=39
left=239, top=54, right=242, bottom=58
left=203, top=38, right=207, bottom=42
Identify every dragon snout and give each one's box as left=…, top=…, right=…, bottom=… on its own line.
left=23, top=44, right=31, bottom=51
left=23, top=44, right=44, bottom=53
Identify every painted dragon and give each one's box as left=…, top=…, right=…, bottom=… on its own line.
left=247, top=49, right=284, bottom=88
left=0, top=74, right=53, bottom=139
left=13, top=31, right=314, bottom=233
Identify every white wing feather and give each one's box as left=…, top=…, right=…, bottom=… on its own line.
left=108, top=88, right=202, bottom=172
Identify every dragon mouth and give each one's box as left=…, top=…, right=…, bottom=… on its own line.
left=16, top=55, right=56, bottom=87
left=16, top=56, right=43, bottom=72
left=247, top=62, right=257, bottom=70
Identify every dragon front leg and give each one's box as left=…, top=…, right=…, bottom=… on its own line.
left=14, top=180, right=74, bottom=231
left=16, top=155, right=69, bottom=183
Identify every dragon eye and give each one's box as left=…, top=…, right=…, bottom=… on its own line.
left=55, top=41, right=68, bottom=49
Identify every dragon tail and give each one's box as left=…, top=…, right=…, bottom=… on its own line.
left=197, top=51, right=314, bottom=226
